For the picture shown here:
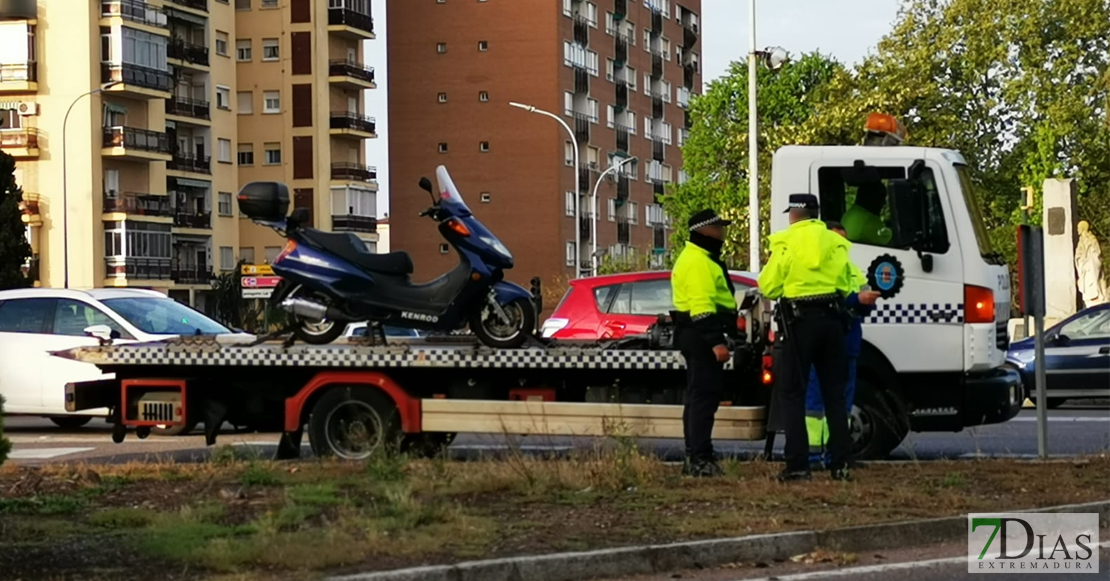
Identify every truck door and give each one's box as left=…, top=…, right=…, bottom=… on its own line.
left=811, top=158, right=965, bottom=373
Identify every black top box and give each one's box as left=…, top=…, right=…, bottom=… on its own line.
left=238, top=182, right=290, bottom=221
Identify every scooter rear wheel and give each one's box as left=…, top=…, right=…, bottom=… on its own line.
left=470, top=296, right=536, bottom=349
left=295, top=319, right=345, bottom=345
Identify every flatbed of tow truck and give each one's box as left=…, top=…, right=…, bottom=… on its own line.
left=59, top=334, right=768, bottom=460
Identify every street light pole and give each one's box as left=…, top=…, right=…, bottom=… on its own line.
left=747, top=0, right=760, bottom=272
left=62, top=82, right=118, bottom=288
left=590, top=156, right=637, bottom=274
left=509, top=102, right=581, bottom=276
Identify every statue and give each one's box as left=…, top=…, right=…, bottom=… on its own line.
left=1074, top=220, right=1108, bottom=308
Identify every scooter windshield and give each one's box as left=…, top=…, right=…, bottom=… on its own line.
left=435, top=166, right=472, bottom=217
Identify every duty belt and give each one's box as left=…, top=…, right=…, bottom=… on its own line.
left=783, top=293, right=840, bottom=306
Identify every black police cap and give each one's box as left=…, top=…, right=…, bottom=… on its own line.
left=688, top=209, right=732, bottom=231
left=784, top=193, right=820, bottom=213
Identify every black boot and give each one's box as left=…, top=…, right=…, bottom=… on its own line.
left=775, top=469, right=812, bottom=483
left=683, top=457, right=724, bottom=478
left=830, top=467, right=852, bottom=482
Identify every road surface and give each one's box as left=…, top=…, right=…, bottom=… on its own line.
left=4, top=404, right=1107, bottom=465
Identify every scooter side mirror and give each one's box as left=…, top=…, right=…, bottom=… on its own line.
left=418, top=176, right=437, bottom=204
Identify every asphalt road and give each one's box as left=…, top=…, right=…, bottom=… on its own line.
left=4, top=403, right=1107, bottom=465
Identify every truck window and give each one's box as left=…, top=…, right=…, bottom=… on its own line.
left=954, top=164, right=1000, bottom=262
left=817, top=165, right=950, bottom=254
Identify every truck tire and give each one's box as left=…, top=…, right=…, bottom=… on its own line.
left=49, top=416, right=92, bottom=430
left=308, top=386, right=401, bottom=460
left=850, top=378, right=909, bottom=460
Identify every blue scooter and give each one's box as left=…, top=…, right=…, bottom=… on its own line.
left=237, top=166, right=536, bottom=348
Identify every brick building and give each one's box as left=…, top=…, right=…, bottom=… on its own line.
left=387, top=0, right=701, bottom=287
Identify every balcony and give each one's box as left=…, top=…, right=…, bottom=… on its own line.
left=574, top=67, right=589, bottom=94
left=19, top=192, right=41, bottom=227
left=173, top=211, right=211, bottom=230
left=652, top=52, right=663, bottom=78
left=0, top=62, right=37, bottom=93
left=102, top=63, right=173, bottom=98
left=331, top=162, right=378, bottom=186
left=578, top=166, right=592, bottom=193
left=653, top=181, right=665, bottom=196
left=166, top=0, right=207, bottom=13
left=328, top=60, right=377, bottom=90
left=103, top=127, right=171, bottom=161
left=332, top=215, right=377, bottom=233
left=617, top=220, right=631, bottom=245
left=573, top=113, right=591, bottom=143
left=0, top=128, right=40, bottom=158
left=614, top=0, right=627, bottom=18
left=106, top=258, right=173, bottom=282
left=172, top=265, right=215, bottom=284
left=652, top=93, right=664, bottom=118
left=616, top=125, right=630, bottom=152
left=168, top=39, right=209, bottom=68
left=104, top=192, right=174, bottom=219
left=651, top=10, right=663, bottom=33
left=617, top=175, right=629, bottom=202
left=101, top=0, right=169, bottom=34
left=579, top=217, right=590, bottom=242
left=165, top=96, right=210, bottom=122
left=684, top=63, right=697, bottom=89
left=615, top=34, right=629, bottom=64
left=653, top=226, right=666, bottom=250
left=329, top=111, right=377, bottom=139
left=684, top=109, right=692, bottom=128
left=653, top=139, right=665, bottom=162
left=574, top=15, right=589, bottom=45
left=615, top=80, right=628, bottom=110
left=328, top=6, right=375, bottom=40
left=683, top=18, right=699, bottom=48
left=168, top=153, right=211, bottom=175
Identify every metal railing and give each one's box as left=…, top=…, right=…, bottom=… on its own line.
left=652, top=94, right=664, bottom=118
left=651, top=10, right=663, bottom=33
left=617, top=175, right=630, bottom=201
left=683, top=19, right=698, bottom=47
left=0, top=128, right=40, bottom=150
left=616, top=125, right=630, bottom=152
left=578, top=167, right=591, bottom=193
left=167, top=0, right=207, bottom=12
left=331, top=162, right=378, bottom=182
left=653, top=140, right=665, bottom=162
left=172, top=266, right=215, bottom=284
left=168, top=38, right=210, bottom=67
left=684, top=63, right=696, bottom=88
left=101, top=62, right=173, bottom=93
left=168, top=153, right=211, bottom=174
left=616, top=80, right=629, bottom=109
left=654, top=226, right=666, bottom=249
left=580, top=217, right=591, bottom=241
left=652, top=53, right=663, bottom=78
left=104, top=192, right=173, bottom=217
left=0, top=62, right=35, bottom=83
left=574, top=67, right=590, bottom=94
left=106, top=258, right=173, bottom=280
left=330, top=111, right=377, bottom=134
left=332, top=215, right=377, bottom=233
left=617, top=221, right=631, bottom=244
left=329, top=60, right=376, bottom=84
left=574, top=113, right=591, bottom=142
left=103, top=126, right=170, bottom=153
left=574, top=15, right=589, bottom=45
left=172, top=212, right=212, bottom=229
left=615, top=34, right=628, bottom=64
left=327, top=6, right=374, bottom=35
left=166, top=95, right=210, bottom=120
left=614, top=0, right=627, bottom=18
left=101, top=0, right=168, bottom=28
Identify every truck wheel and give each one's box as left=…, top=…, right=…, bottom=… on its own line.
left=850, top=378, right=909, bottom=460
left=308, top=386, right=401, bottom=460
left=401, top=433, right=457, bottom=458
left=49, top=416, right=92, bottom=429
left=470, top=297, right=536, bottom=349
left=150, top=420, right=198, bottom=437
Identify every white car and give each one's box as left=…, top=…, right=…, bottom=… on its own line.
left=0, top=288, right=238, bottom=430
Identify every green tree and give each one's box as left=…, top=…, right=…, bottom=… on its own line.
left=666, top=53, right=843, bottom=269
left=0, top=151, right=31, bottom=290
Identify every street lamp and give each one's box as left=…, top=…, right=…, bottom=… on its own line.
left=62, top=81, right=119, bottom=288
left=509, top=101, right=582, bottom=276
left=590, top=156, right=637, bottom=275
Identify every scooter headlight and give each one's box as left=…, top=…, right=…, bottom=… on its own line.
left=481, top=236, right=513, bottom=260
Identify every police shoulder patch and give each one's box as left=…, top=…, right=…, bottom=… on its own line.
left=867, top=254, right=905, bottom=299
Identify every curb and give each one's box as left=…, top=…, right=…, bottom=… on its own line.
left=326, top=500, right=1110, bottom=581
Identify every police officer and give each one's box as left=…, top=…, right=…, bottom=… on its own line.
left=671, top=209, right=737, bottom=477
left=758, top=195, right=855, bottom=482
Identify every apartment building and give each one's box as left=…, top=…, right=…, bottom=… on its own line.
left=388, top=0, right=700, bottom=286
left=4, top=0, right=377, bottom=311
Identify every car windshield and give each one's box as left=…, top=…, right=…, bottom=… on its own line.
left=954, top=164, right=1002, bottom=264
left=101, top=298, right=231, bottom=336
left=435, top=165, right=471, bottom=216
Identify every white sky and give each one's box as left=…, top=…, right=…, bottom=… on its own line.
left=366, top=0, right=903, bottom=216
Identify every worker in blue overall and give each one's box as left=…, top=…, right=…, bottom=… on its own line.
left=805, top=221, right=880, bottom=466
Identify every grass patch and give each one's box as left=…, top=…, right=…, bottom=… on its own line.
left=0, top=494, right=87, bottom=515
left=89, top=507, right=155, bottom=529
left=288, top=482, right=344, bottom=506
left=239, top=463, right=282, bottom=487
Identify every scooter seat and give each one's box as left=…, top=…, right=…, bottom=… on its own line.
left=300, top=229, right=414, bottom=275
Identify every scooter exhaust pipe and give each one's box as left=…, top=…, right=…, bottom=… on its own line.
left=279, top=297, right=328, bottom=321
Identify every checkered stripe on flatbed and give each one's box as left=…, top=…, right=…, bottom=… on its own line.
left=864, top=303, right=965, bottom=325
left=72, top=344, right=721, bottom=371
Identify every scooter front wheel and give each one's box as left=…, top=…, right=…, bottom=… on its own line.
left=470, top=296, right=536, bottom=349
left=295, top=318, right=345, bottom=345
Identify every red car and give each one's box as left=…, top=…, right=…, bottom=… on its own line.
left=541, top=270, right=759, bottom=340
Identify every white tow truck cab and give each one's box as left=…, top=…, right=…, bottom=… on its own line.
left=769, top=113, right=1024, bottom=458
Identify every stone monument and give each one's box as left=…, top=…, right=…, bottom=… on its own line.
left=1075, top=220, right=1108, bottom=308
left=1042, top=179, right=1079, bottom=321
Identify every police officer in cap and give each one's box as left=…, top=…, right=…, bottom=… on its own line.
left=758, top=194, right=855, bottom=482
left=671, top=209, right=737, bottom=477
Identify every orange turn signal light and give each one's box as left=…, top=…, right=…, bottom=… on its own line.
left=275, top=239, right=297, bottom=262
left=964, top=285, right=995, bottom=324
left=446, top=218, right=471, bottom=237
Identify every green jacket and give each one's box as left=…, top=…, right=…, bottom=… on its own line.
left=758, top=219, right=854, bottom=299
left=842, top=205, right=892, bottom=246
left=672, top=240, right=737, bottom=346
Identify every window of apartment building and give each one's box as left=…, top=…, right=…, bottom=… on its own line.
left=236, top=39, right=251, bottom=61
left=562, top=0, right=572, bottom=16
left=263, top=90, right=280, bottom=113
left=263, top=142, right=281, bottom=165
left=438, top=142, right=448, bottom=153
left=563, top=91, right=573, bottom=115
left=564, top=141, right=574, bottom=165
left=262, top=38, right=279, bottom=61
left=587, top=146, right=599, bottom=169
left=436, top=43, right=447, bottom=54
left=662, top=80, right=672, bottom=102
left=480, top=192, right=491, bottom=203
left=237, top=143, right=254, bottom=165
left=662, top=37, right=671, bottom=60
left=478, top=41, right=488, bottom=51
left=264, top=246, right=282, bottom=263
left=626, top=66, right=636, bottom=90
left=261, top=0, right=278, bottom=7
left=643, top=29, right=650, bottom=50
left=606, top=105, right=615, bottom=129
left=332, top=185, right=375, bottom=218
left=437, top=92, right=447, bottom=103
left=565, top=242, right=576, bottom=266
left=105, top=221, right=171, bottom=262
left=216, top=86, right=231, bottom=110
left=479, top=91, right=489, bottom=102
left=479, top=141, right=490, bottom=152
left=581, top=2, right=598, bottom=26
left=240, top=247, right=255, bottom=264
left=218, top=138, right=232, bottom=163
left=218, top=192, right=233, bottom=216
left=587, top=98, right=599, bottom=123
left=624, top=21, right=636, bottom=44
left=237, top=91, right=253, bottom=114
left=608, top=198, right=616, bottom=221
left=565, top=192, right=575, bottom=216
left=235, top=0, right=250, bottom=9
left=628, top=111, right=637, bottom=134
left=644, top=117, right=652, bottom=140
left=605, top=12, right=616, bottom=35
left=644, top=73, right=651, bottom=95
left=219, top=247, right=234, bottom=270
left=628, top=201, right=639, bottom=224
left=215, top=31, right=229, bottom=56
left=586, top=50, right=599, bottom=77
left=113, top=29, right=168, bottom=71
left=605, top=58, right=614, bottom=81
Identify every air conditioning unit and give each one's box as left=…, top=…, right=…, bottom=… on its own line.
left=17, top=102, right=39, bottom=116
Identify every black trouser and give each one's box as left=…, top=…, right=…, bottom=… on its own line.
left=775, top=303, right=849, bottom=472
left=677, top=325, right=725, bottom=462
